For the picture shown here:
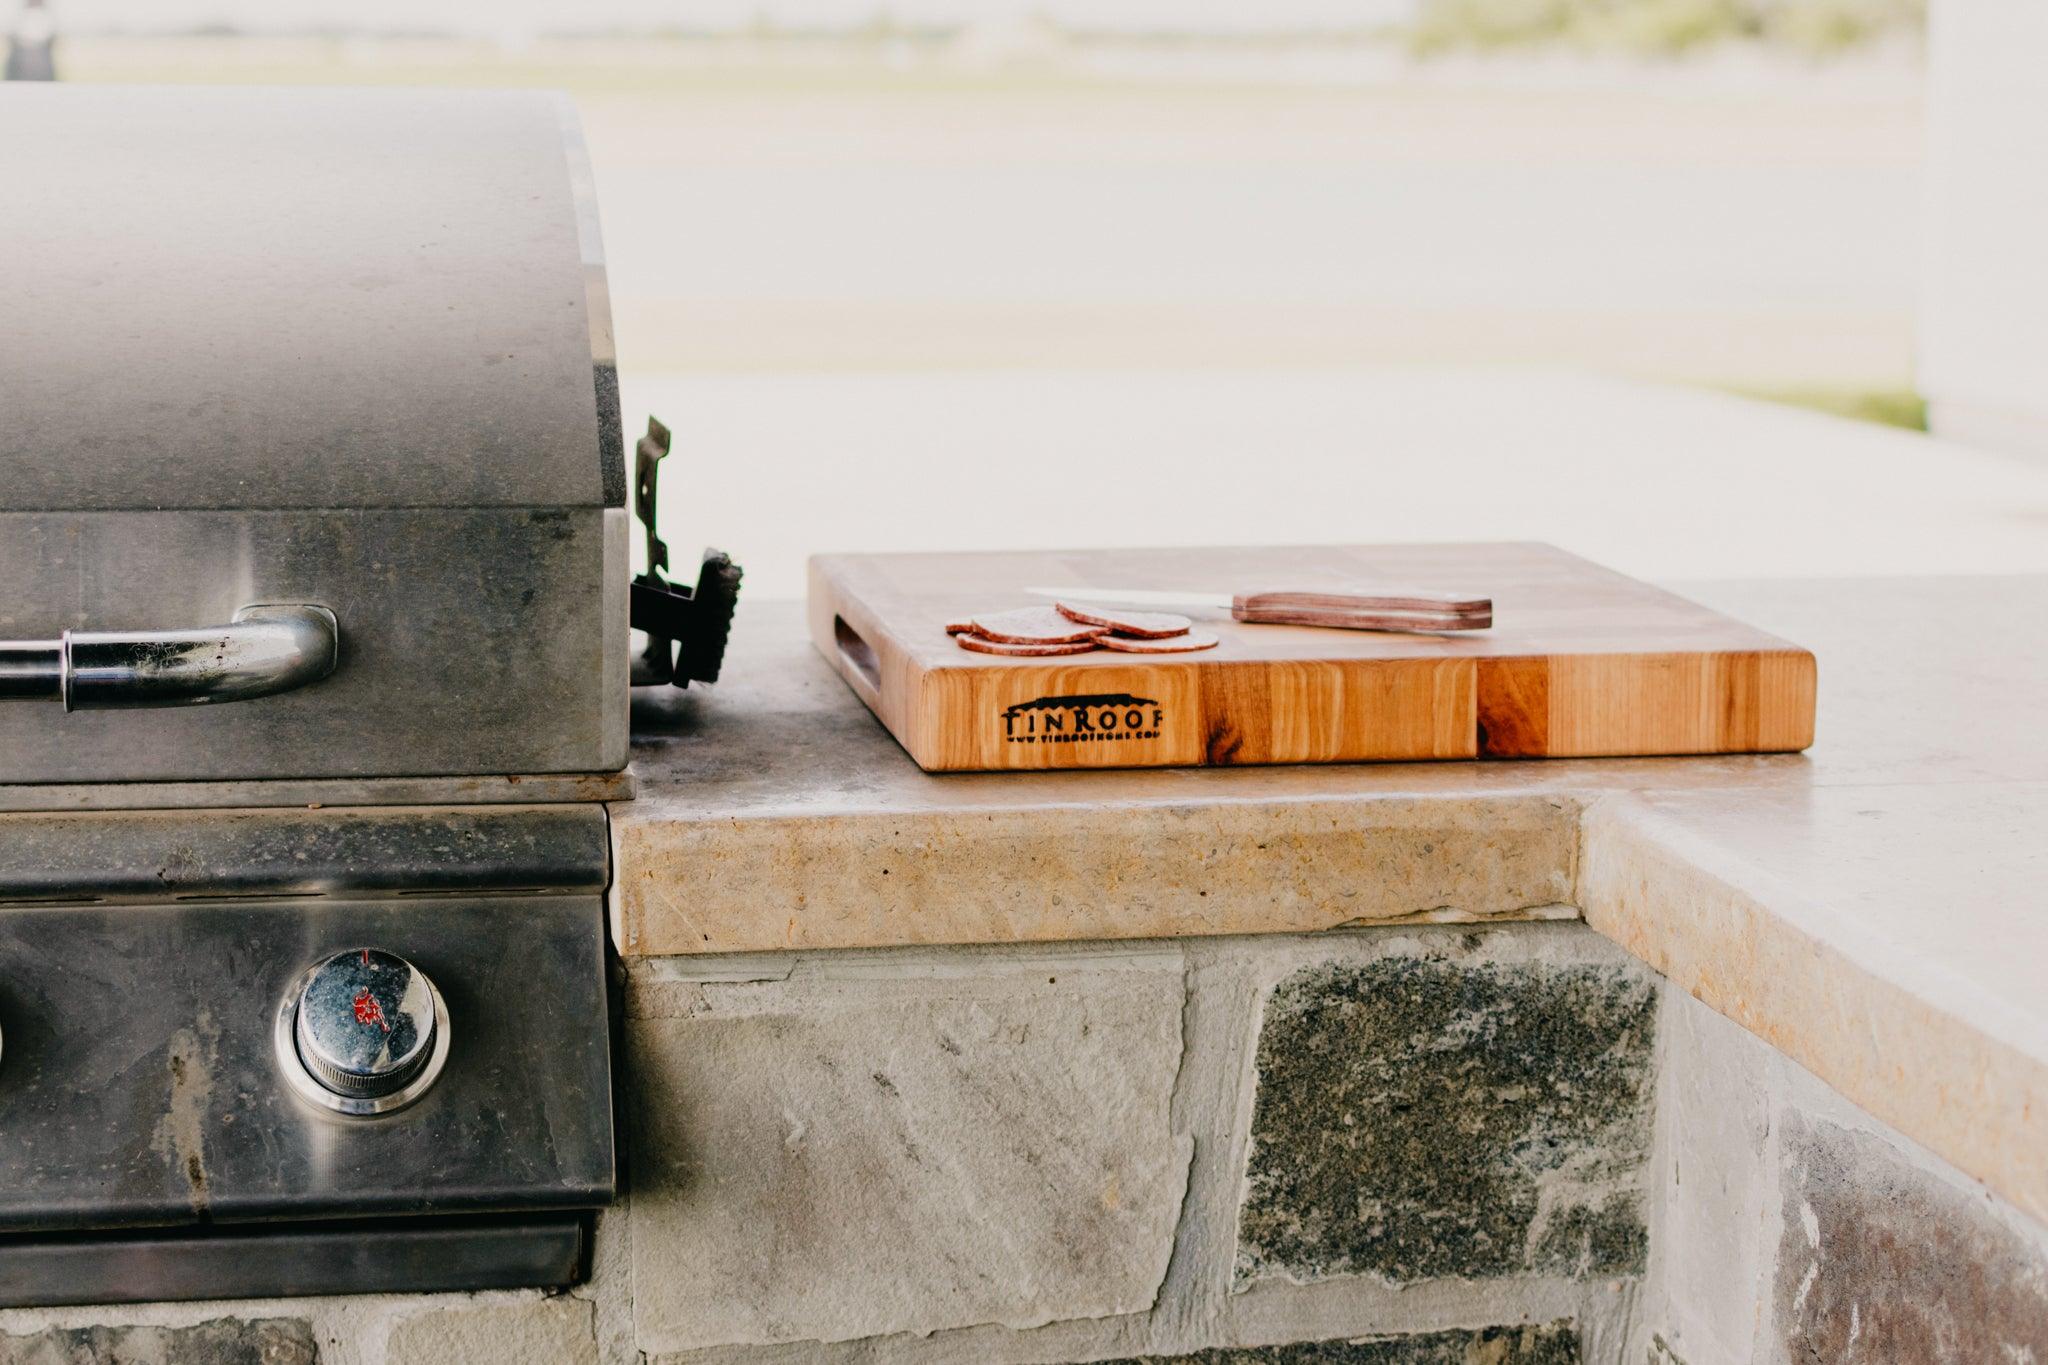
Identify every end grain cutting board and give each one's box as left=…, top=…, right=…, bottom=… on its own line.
left=809, top=544, right=1816, bottom=772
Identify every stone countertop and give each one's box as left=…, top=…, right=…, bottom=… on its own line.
left=617, top=575, right=2048, bottom=1227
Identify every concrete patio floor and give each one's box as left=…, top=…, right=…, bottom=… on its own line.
left=623, top=366, right=2048, bottom=598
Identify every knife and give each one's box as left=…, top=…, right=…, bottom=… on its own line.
left=1026, top=586, right=1493, bottom=633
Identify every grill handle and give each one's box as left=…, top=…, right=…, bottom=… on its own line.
left=0, top=604, right=338, bottom=710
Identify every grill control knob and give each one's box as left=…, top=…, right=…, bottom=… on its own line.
left=279, top=948, right=449, bottom=1115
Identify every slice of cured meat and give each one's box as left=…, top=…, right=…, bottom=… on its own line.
left=1053, top=602, right=1192, bottom=638
left=956, top=634, right=1100, bottom=657
left=967, top=607, right=1100, bottom=645
left=944, top=619, right=977, bottom=635
left=1094, top=629, right=1219, bottom=653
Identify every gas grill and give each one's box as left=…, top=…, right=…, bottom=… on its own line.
left=0, top=85, right=733, bottom=1305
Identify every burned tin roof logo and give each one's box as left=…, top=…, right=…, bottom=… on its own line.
left=1002, top=694, right=1164, bottom=745
left=1003, top=693, right=1156, bottom=716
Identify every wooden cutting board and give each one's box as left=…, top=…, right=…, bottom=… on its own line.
left=808, top=543, right=1815, bottom=772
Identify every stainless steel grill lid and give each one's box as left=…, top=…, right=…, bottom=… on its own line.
left=0, top=85, right=628, bottom=783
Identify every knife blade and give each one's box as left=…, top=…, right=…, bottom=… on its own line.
left=1025, top=585, right=1493, bottom=632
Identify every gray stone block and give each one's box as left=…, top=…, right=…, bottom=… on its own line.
left=385, top=1297, right=596, bottom=1365
left=1236, top=954, right=1656, bottom=1284
left=1094, top=1322, right=1579, bottom=1363
left=627, top=959, right=1192, bottom=1350
left=1773, top=1113, right=2048, bottom=1364
left=0, top=1317, right=315, bottom=1365
left=1637, top=988, right=1776, bottom=1365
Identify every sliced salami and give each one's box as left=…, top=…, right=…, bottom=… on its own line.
left=1094, top=629, right=1219, bottom=653
left=1053, top=601, right=1192, bottom=639
left=967, top=607, right=1100, bottom=645
left=956, top=633, right=1100, bottom=657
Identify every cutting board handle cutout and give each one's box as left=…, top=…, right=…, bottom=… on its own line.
left=834, top=615, right=882, bottom=699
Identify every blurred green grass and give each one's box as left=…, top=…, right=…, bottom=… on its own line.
left=1410, top=0, right=1924, bottom=56
left=1723, top=385, right=1927, bottom=430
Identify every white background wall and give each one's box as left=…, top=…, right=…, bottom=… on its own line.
left=1920, top=0, right=2048, bottom=456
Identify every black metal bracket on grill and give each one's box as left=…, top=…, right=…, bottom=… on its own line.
left=630, top=417, right=741, bottom=688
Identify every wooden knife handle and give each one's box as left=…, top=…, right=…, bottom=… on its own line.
left=1231, top=589, right=1493, bottom=632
